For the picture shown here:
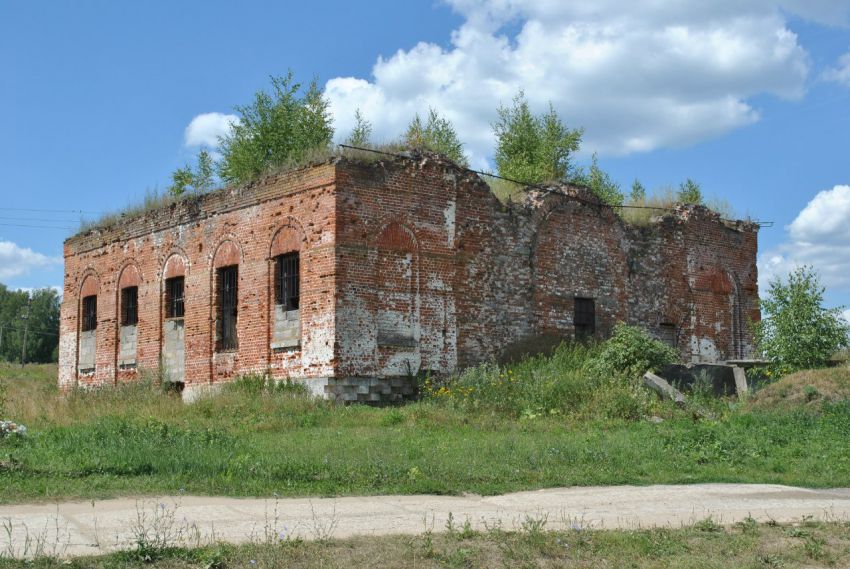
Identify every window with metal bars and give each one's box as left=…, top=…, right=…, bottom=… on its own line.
left=121, top=287, right=138, bottom=326
left=165, top=277, right=184, bottom=319
left=81, top=295, right=97, bottom=332
left=574, top=297, right=595, bottom=340
left=217, top=265, right=238, bottom=351
left=274, top=253, right=300, bottom=310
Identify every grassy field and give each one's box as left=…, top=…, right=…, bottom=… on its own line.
left=2, top=520, right=849, bottom=568
left=2, top=341, right=850, bottom=504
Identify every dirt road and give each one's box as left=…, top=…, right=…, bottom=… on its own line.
left=2, top=484, right=849, bottom=558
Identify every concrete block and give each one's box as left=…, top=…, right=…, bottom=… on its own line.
left=659, top=364, right=738, bottom=396
left=732, top=366, right=748, bottom=394
left=644, top=372, right=686, bottom=407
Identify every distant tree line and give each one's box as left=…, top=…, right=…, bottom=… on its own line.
left=0, top=285, right=60, bottom=363
left=168, top=71, right=709, bottom=210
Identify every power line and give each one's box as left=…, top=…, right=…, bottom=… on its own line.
left=0, top=322, right=59, bottom=338
left=0, top=223, right=75, bottom=230
left=0, top=216, right=82, bottom=223
left=0, top=206, right=103, bottom=215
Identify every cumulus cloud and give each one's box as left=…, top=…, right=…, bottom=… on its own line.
left=0, top=241, right=61, bottom=281
left=321, top=0, right=843, bottom=167
left=184, top=112, right=239, bottom=148
left=844, top=309, right=850, bottom=323
left=824, top=51, right=850, bottom=86
left=758, top=185, right=850, bottom=293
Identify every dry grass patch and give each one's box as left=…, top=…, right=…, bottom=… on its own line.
left=750, top=367, right=850, bottom=411
left=2, top=521, right=850, bottom=568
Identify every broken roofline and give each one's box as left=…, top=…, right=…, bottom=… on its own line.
left=65, top=148, right=758, bottom=252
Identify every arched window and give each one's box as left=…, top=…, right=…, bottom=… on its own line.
left=78, top=274, right=99, bottom=375
left=270, top=223, right=304, bottom=350
left=213, top=241, right=241, bottom=352
left=117, top=264, right=141, bottom=370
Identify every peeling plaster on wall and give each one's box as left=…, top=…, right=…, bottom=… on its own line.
left=444, top=200, right=456, bottom=248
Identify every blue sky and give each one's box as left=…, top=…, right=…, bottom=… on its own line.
left=2, top=0, right=850, bottom=317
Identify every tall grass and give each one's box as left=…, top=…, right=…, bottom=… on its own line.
left=2, top=347, right=850, bottom=504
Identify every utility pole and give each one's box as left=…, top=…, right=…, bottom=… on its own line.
left=20, top=296, right=31, bottom=368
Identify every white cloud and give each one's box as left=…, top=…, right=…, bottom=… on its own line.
left=323, top=0, right=842, bottom=167
left=0, top=241, right=61, bottom=281
left=824, top=51, right=850, bottom=87
left=843, top=309, right=850, bottom=323
left=184, top=112, right=239, bottom=148
left=758, top=185, right=850, bottom=293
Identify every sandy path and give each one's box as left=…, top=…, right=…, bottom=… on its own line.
left=2, top=484, right=849, bottom=558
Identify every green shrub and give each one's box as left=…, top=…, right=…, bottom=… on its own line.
left=587, top=323, right=678, bottom=381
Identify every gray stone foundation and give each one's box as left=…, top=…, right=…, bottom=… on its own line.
left=324, top=376, right=418, bottom=404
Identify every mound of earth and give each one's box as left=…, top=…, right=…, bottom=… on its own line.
left=750, top=367, right=850, bottom=410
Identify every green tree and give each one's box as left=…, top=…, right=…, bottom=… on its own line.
left=404, top=108, right=467, bottom=166
left=0, top=285, right=60, bottom=363
left=193, top=149, right=215, bottom=193
left=218, top=72, right=334, bottom=184
left=168, top=165, right=194, bottom=197
left=168, top=149, right=216, bottom=196
left=755, top=266, right=849, bottom=372
left=345, top=109, right=373, bottom=147
left=493, top=91, right=582, bottom=184
left=630, top=179, right=646, bottom=203
left=585, top=153, right=624, bottom=207
left=677, top=178, right=703, bottom=205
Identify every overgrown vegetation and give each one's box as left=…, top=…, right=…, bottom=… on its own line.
left=424, top=325, right=677, bottom=420
left=756, top=266, right=849, bottom=373
left=492, top=90, right=583, bottom=186
left=76, top=71, right=747, bottom=232
left=168, top=149, right=215, bottom=196
left=404, top=108, right=467, bottom=166
left=2, top=322, right=850, bottom=504
left=217, top=71, right=334, bottom=185
left=2, top=519, right=850, bottom=568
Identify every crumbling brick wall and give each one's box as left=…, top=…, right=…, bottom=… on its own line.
left=59, top=165, right=339, bottom=397
left=60, top=153, right=759, bottom=401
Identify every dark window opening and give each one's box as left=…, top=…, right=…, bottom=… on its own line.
left=121, top=286, right=138, bottom=326
left=274, top=252, right=300, bottom=311
left=81, top=295, right=97, bottom=332
left=574, top=297, right=595, bottom=340
left=217, top=265, right=238, bottom=351
left=165, top=277, right=185, bottom=319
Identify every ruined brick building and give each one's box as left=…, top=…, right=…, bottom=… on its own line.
left=59, top=152, right=760, bottom=402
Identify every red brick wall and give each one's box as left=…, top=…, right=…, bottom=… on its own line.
left=60, top=154, right=760, bottom=398
left=333, top=156, right=759, bottom=379
left=59, top=164, right=338, bottom=394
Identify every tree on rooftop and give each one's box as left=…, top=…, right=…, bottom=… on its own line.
left=630, top=179, right=647, bottom=203
left=493, top=91, right=582, bottom=184
left=677, top=178, right=703, bottom=205
left=345, top=109, right=373, bottom=147
left=218, top=72, right=333, bottom=185
left=168, top=149, right=216, bottom=196
left=585, top=153, right=624, bottom=207
left=404, top=108, right=468, bottom=166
